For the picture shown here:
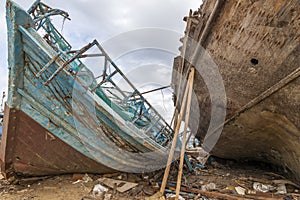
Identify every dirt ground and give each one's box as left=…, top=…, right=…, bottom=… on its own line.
left=0, top=157, right=299, bottom=200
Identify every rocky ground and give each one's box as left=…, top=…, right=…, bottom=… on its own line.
left=0, top=157, right=299, bottom=200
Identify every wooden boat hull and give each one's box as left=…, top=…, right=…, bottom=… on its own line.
left=0, top=105, right=114, bottom=177
left=1, top=1, right=173, bottom=177
left=173, top=0, right=300, bottom=181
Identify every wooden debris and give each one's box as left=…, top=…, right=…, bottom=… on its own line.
left=72, top=174, right=85, bottom=181
left=272, top=179, right=300, bottom=189
left=239, top=177, right=300, bottom=188
left=18, top=176, right=52, bottom=185
left=143, top=186, right=157, bottom=196
left=0, top=174, right=4, bottom=180
left=160, top=68, right=195, bottom=199
left=176, top=67, right=194, bottom=199
left=233, top=179, right=250, bottom=190
left=99, top=178, right=138, bottom=193
left=102, top=173, right=121, bottom=178
left=146, top=192, right=165, bottom=200
left=167, top=185, right=283, bottom=200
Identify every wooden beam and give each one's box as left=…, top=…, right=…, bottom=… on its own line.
left=160, top=68, right=195, bottom=195
left=175, top=68, right=194, bottom=199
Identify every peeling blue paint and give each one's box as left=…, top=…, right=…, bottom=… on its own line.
left=5, top=0, right=180, bottom=172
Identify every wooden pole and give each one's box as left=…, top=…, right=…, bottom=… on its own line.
left=171, top=17, right=192, bottom=131
left=175, top=68, right=194, bottom=199
left=160, top=68, right=195, bottom=195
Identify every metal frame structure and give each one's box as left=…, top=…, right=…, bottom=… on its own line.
left=27, top=0, right=174, bottom=147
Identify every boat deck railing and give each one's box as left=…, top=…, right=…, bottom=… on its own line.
left=27, top=0, right=174, bottom=147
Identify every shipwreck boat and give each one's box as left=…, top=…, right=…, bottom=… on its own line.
left=172, top=0, right=300, bottom=181
left=1, top=0, right=176, bottom=177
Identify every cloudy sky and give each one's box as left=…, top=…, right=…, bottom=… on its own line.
left=0, top=0, right=201, bottom=118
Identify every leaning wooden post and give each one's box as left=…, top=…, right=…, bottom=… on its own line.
left=171, top=16, right=192, bottom=131
left=175, top=68, right=194, bottom=199
left=159, top=68, right=195, bottom=195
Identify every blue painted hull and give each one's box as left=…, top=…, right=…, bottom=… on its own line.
left=1, top=0, right=174, bottom=177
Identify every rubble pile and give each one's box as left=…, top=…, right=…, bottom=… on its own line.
left=1, top=156, right=299, bottom=200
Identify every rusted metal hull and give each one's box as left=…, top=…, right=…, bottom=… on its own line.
left=173, top=0, right=300, bottom=181
left=0, top=105, right=114, bottom=177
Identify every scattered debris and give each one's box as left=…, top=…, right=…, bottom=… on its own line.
left=16, top=188, right=32, bottom=193
left=246, top=189, right=256, bottom=195
left=201, top=183, right=216, bottom=191
left=18, top=176, right=51, bottom=185
left=102, top=173, right=121, bottom=178
left=72, top=174, right=85, bottom=181
left=143, top=185, right=157, bottom=196
left=103, top=193, right=112, bottom=200
left=7, top=176, right=16, bottom=184
left=98, top=177, right=138, bottom=193
left=166, top=193, right=185, bottom=200
left=164, top=189, right=196, bottom=199
left=146, top=191, right=165, bottom=200
left=186, top=147, right=210, bottom=166
left=225, top=185, right=236, bottom=193
left=92, top=184, right=108, bottom=198
left=276, top=184, right=287, bottom=194
left=72, top=174, right=93, bottom=184
left=1, top=158, right=300, bottom=200
left=253, top=182, right=276, bottom=193
left=252, top=181, right=289, bottom=195
left=166, top=185, right=258, bottom=200
left=273, top=179, right=300, bottom=189
left=235, top=186, right=246, bottom=195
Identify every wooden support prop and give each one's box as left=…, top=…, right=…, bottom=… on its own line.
left=175, top=68, right=194, bottom=199
left=170, top=17, right=192, bottom=131
left=159, top=68, right=195, bottom=196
